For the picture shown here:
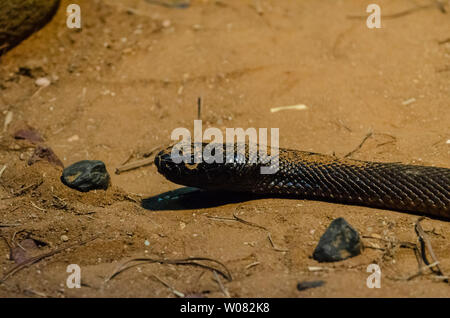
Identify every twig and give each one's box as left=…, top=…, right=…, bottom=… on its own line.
left=267, top=233, right=289, bottom=252
left=13, top=180, right=43, bottom=196
left=213, top=270, right=230, bottom=298
left=106, top=257, right=232, bottom=282
left=245, top=261, right=260, bottom=269
left=115, top=142, right=175, bottom=174
left=406, top=261, right=441, bottom=281
left=149, top=273, right=185, bottom=297
left=30, top=201, right=46, bottom=212
left=206, top=216, right=236, bottom=222
left=0, top=236, right=98, bottom=283
left=232, top=212, right=268, bottom=231
left=120, top=151, right=134, bottom=166
left=0, top=223, right=21, bottom=228
left=388, top=261, right=441, bottom=281
left=208, top=213, right=287, bottom=252
left=0, top=165, right=7, bottom=178
left=344, top=131, right=373, bottom=158
left=414, top=217, right=447, bottom=282
left=115, top=157, right=154, bottom=174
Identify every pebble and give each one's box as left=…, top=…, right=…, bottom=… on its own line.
left=402, top=98, right=416, bottom=106
left=61, top=160, right=110, bottom=192
left=312, top=217, right=362, bottom=262
left=297, top=280, right=325, bottom=291
left=61, top=235, right=69, bottom=242
left=67, top=134, right=79, bottom=142
left=35, top=77, right=51, bottom=87
left=28, top=145, right=64, bottom=168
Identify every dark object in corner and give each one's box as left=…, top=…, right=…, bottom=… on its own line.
left=0, top=0, right=61, bottom=55
left=61, top=160, right=110, bottom=192
left=313, top=217, right=362, bottom=262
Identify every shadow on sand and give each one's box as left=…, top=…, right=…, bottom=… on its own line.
left=141, top=187, right=263, bottom=211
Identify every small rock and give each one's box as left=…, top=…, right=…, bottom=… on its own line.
left=61, top=235, right=69, bottom=242
left=162, top=19, right=171, bottom=28
left=35, top=77, right=51, bottom=87
left=61, top=160, right=110, bottom=192
left=14, top=128, right=44, bottom=143
left=401, top=98, right=416, bottom=106
left=297, top=280, right=325, bottom=291
left=10, top=238, right=39, bottom=264
left=312, top=217, right=362, bottom=262
left=28, top=145, right=64, bottom=168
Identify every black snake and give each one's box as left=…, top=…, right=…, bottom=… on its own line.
left=154, top=143, right=450, bottom=219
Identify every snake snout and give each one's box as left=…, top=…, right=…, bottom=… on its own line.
left=154, top=151, right=175, bottom=175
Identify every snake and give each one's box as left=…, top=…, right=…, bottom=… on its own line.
left=154, top=143, right=450, bottom=219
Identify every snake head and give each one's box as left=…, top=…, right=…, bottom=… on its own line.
left=154, top=142, right=261, bottom=190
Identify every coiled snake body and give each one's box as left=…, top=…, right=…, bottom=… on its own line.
left=155, top=143, right=450, bottom=219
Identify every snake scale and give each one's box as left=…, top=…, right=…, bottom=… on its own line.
left=155, top=143, right=450, bottom=219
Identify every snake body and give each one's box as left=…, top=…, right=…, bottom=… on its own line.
left=154, top=143, right=450, bottom=219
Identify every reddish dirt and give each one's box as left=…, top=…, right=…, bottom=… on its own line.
left=0, top=0, right=449, bottom=297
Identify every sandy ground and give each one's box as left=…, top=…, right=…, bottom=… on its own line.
left=0, top=0, right=449, bottom=298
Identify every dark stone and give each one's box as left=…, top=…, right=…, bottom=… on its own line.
left=0, top=0, right=61, bottom=54
left=61, top=160, right=110, bottom=192
left=312, top=217, right=362, bottom=262
left=296, top=280, right=325, bottom=291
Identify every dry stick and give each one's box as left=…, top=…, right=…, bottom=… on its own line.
left=30, top=201, right=46, bottom=212
left=0, top=236, right=98, bottom=283
left=233, top=213, right=288, bottom=252
left=389, top=261, right=441, bottom=282
left=115, top=142, right=175, bottom=174
left=0, top=165, right=7, bottom=178
left=344, top=131, right=373, bottom=158
left=115, top=157, right=155, bottom=174
left=13, top=180, right=44, bottom=196
left=106, top=257, right=232, bottom=283
left=406, top=261, right=441, bottom=281
left=267, top=233, right=288, bottom=252
left=0, top=223, right=21, bottom=228
left=213, top=270, right=230, bottom=298
left=120, top=150, right=135, bottom=166
left=362, top=235, right=425, bottom=271
left=232, top=212, right=269, bottom=231
left=206, top=216, right=236, bottom=222
left=148, top=273, right=185, bottom=298
left=414, top=217, right=447, bottom=281
left=209, top=212, right=288, bottom=252
left=245, top=262, right=260, bottom=270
